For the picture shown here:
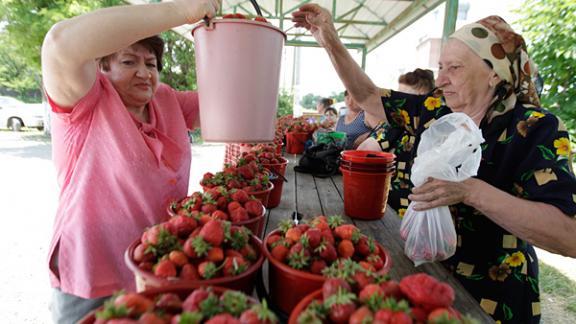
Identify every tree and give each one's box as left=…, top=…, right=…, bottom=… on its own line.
left=277, top=89, right=294, bottom=117
left=515, top=0, right=576, bottom=138
left=300, top=93, right=321, bottom=110
left=0, top=1, right=197, bottom=99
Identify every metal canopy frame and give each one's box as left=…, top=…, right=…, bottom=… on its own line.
left=130, top=0, right=458, bottom=69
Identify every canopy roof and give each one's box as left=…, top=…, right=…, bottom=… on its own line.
left=130, top=0, right=452, bottom=53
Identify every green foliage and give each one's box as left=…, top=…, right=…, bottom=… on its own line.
left=331, top=91, right=345, bottom=103
left=300, top=93, right=321, bottom=109
left=0, top=1, right=197, bottom=99
left=277, top=89, right=294, bottom=117
left=515, top=0, right=576, bottom=138
left=160, top=30, right=197, bottom=91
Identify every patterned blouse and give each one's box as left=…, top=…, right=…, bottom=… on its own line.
left=379, top=88, right=576, bottom=323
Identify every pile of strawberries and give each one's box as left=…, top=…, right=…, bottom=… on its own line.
left=201, top=159, right=271, bottom=192
left=266, top=216, right=387, bottom=275
left=133, top=218, right=260, bottom=281
left=170, top=187, right=264, bottom=224
left=222, top=13, right=269, bottom=23
left=296, top=260, right=477, bottom=324
left=239, top=148, right=285, bottom=166
left=285, top=117, right=318, bottom=134
left=93, top=286, right=278, bottom=323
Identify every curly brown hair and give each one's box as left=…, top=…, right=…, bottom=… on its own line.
left=98, top=35, right=165, bottom=72
left=398, top=68, right=435, bottom=93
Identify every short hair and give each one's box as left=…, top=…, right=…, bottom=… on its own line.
left=98, top=35, right=165, bottom=72
left=398, top=68, right=435, bottom=93
left=318, top=97, right=334, bottom=107
left=324, top=107, right=338, bottom=116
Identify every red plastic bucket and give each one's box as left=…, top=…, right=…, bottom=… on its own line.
left=262, top=158, right=288, bottom=208
left=192, top=19, right=286, bottom=142
left=124, top=235, right=264, bottom=294
left=340, top=167, right=393, bottom=220
left=285, top=132, right=310, bottom=154
left=341, top=150, right=396, bottom=164
left=262, top=229, right=392, bottom=314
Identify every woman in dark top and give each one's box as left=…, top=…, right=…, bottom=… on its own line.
left=293, top=5, right=576, bottom=323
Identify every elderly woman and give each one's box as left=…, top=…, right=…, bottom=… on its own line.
left=293, top=4, right=576, bottom=323
left=359, top=68, right=436, bottom=212
left=41, top=0, right=220, bottom=322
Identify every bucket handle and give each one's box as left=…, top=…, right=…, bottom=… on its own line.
left=249, top=0, right=264, bottom=16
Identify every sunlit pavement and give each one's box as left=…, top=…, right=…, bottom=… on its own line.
left=0, top=130, right=574, bottom=323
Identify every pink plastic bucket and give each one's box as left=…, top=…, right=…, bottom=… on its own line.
left=192, top=19, right=286, bottom=142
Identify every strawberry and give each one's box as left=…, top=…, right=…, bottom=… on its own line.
left=356, top=236, right=376, bottom=256
left=303, top=228, right=322, bottom=248
left=266, top=234, right=282, bottom=247
left=322, top=278, right=352, bottom=300
left=225, top=249, right=244, bottom=258
left=380, top=280, right=403, bottom=300
left=285, top=227, right=302, bottom=243
left=427, top=307, right=461, bottom=323
left=321, top=228, right=335, bottom=245
left=138, top=262, right=153, bottom=272
left=286, top=242, right=310, bottom=270
left=222, top=13, right=237, bottom=19
left=168, top=250, right=188, bottom=267
left=227, top=201, right=242, bottom=213
left=367, top=254, right=385, bottom=271
left=244, top=199, right=263, bottom=217
left=212, top=210, right=229, bottom=221
left=231, top=189, right=250, bottom=203
left=179, top=263, right=200, bottom=280
left=216, top=196, right=229, bottom=211
left=327, top=289, right=357, bottom=324
left=399, top=273, right=455, bottom=309
left=310, top=259, right=327, bottom=274
left=358, top=284, right=384, bottom=304
left=154, top=259, right=177, bottom=278
left=337, top=239, right=355, bottom=258
left=352, top=270, right=374, bottom=290
left=133, top=243, right=154, bottom=263
left=316, top=242, right=338, bottom=263
left=207, top=246, right=225, bottom=263
left=198, top=261, right=219, bottom=279
left=239, top=244, right=258, bottom=262
left=182, top=288, right=209, bottom=312
left=201, top=203, right=217, bottom=215
left=169, top=215, right=197, bottom=238
left=239, top=300, right=278, bottom=324
left=253, top=15, right=268, bottom=23
left=154, top=293, right=182, bottom=313
left=113, top=293, right=154, bottom=317
left=410, top=306, right=428, bottom=323
left=349, top=306, right=373, bottom=324
left=219, top=290, right=249, bottom=318
left=334, top=224, right=359, bottom=241
left=390, top=311, right=413, bottom=324
left=230, top=207, right=250, bottom=222
left=199, top=220, right=225, bottom=246
left=222, top=256, right=248, bottom=276
left=138, top=312, right=166, bottom=324
left=374, top=309, right=394, bottom=324
left=270, top=244, right=289, bottom=263
left=205, top=313, right=240, bottom=324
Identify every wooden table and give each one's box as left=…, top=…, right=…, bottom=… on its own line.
left=260, top=154, right=493, bottom=322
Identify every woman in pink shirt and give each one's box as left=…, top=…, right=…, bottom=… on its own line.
left=41, top=1, right=220, bottom=322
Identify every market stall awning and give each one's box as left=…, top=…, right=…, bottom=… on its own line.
left=128, top=0, right=454, bottom=53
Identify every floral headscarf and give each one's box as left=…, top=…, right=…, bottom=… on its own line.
left=450, top=16, right=540, bottom=124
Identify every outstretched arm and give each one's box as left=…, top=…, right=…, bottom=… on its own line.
left=291, top=4, right=387, bottom=122
left=42, top=0, right=220, bottom=108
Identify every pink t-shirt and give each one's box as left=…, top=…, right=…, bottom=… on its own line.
left=47, top=73, right=199, bottom=298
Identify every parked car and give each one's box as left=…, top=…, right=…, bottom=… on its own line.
left=0, top=96, right=45, bottom=131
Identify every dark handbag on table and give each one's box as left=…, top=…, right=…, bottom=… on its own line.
left=294, top=142, right=343, bottom=178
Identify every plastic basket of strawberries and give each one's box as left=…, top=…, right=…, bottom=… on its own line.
left=168, top=187, right=266, bottom=237
left=285, top=118, right=317, bottom=154
left=78, top=285, right=279, bottom=323
left=289, top=260, right=479, bottom=324
left=201, top=160, right=274, bottom=206
left=262, top=215, right=392, bottom=314
left=237, top=149, right=288, bottom=208
left=125, top=218, right=264, bottom=294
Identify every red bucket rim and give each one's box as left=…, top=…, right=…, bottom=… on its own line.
left=341, top=150, right=396, bottom=164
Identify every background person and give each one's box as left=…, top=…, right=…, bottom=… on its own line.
left=41, top=1, right=220, bottom=322
left=293, top=5, right=576, bottom=323
left=335, top=90, right=374, bottom=149
left=358, top=68, right=435, bottom=212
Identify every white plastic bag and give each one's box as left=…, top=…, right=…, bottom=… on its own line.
left=400, top=113, right=484, bottom=266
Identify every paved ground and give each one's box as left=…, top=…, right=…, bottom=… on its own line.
left=0, top=129, right=574, bottom=323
